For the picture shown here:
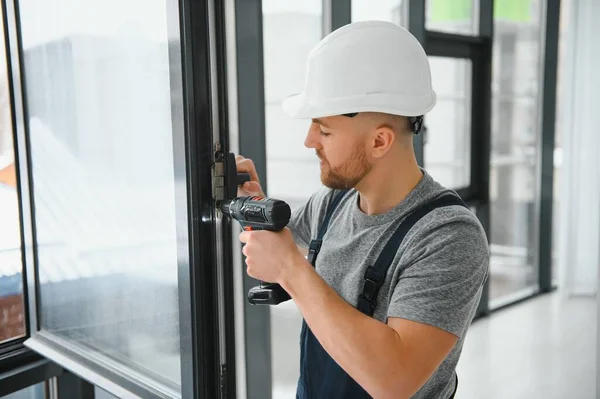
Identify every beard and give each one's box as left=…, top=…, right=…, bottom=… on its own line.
left=317, top=142, right=373, bottom=190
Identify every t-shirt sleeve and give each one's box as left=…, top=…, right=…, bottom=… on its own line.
left=387, top=210, right=490, bottom=338
left=287, top=187, right=334, bottom=248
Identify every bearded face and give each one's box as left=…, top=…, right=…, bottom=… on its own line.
left=317, top=139, right=373, bottom=189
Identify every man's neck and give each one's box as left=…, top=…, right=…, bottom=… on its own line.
left=355, top=156, right=423, bottom=216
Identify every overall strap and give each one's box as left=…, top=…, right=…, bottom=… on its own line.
left=357, top=194, right=468, bottom=316
left=307, top=190, right=349, bottom=266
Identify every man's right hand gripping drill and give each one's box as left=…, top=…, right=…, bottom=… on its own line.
left=233, top=154, right=295, bottom=305
left=235, top=155, right=308, bottom=257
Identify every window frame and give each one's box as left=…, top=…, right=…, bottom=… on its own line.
left=422, top=21, right=492, bottom=205
left=537, top=0, right=561, bottom=295
left=0, top=0, right=67, bottom=395
left=230, top=1, right=271, bottom=399
left=0, top=0, right=33, bottom=351
left=1, top=0, right=227, bottom=397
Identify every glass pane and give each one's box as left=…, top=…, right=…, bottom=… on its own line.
left=19, top=0, right=183, bottom=390
left=351, top=0, right=406, bottom=26
left=4, top=383, right=45, bottom=399
left=426, top=0, right=479, bottom=35
left=489, top=0, right=543, bottom=303
left=263, top=0, right=323, bottom=209
left=95, top=386, right=118, bottom=399
left=262, top=1, right=322, bottom=397
left=0, top=2, right=26, bottom=344
left=424, top=57, right=472, bottom=189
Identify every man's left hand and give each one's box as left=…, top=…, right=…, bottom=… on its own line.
left=239, top=227, right=305, bottom=284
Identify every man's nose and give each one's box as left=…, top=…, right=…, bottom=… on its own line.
left=304, top=124, right=321, bottom=149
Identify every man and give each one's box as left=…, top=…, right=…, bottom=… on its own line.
left=237, top=21, right=489, bottom=399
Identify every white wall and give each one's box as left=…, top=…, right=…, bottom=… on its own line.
left=557, top=0, right=600, bottom=297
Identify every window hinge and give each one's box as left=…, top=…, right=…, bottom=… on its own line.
left=219, top=364, right=227, bottom=398
left=212, top=142, right=225, bottom=202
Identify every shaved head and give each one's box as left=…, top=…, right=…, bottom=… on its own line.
left=357, top=112, right=413, bottom=136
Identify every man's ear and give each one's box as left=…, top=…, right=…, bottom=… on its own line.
left=371, top=126, right=396, bottom=158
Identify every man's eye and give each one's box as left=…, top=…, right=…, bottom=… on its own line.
left=320, top=131, right=330, bottom=137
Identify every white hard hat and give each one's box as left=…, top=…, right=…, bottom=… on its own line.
left=282, top=20, right=436, bottom=119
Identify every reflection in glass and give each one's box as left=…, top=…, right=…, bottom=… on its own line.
left=95, top=386, right=119, bottom=399
left=262, top=0, right=323, bottom=212
left=489, top=0, right=543, bottom=304
left=426, top=0, right=479, bottom=35
left=19, top=0, right=184, bottom=390
left=3, top=383, right=45, bottom=399
left=262, top=1, right=322, bottom=397
left=0, top=2, right=26, bottom=345
left=351, top=0, right=405, bottom=26
left=424, top=57, right=472, bottom=189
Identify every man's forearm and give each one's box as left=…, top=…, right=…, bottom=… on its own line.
left=297, top=246, right=308, bottom=256
left=280, top=258, right=409, bottom=398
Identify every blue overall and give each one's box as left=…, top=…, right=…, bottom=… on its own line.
left=296, top=191, right=467, bottom=399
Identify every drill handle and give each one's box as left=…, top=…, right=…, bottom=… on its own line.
left=237, top=173, right=251, bottom=186
left=248, top=282, right=291, bottom=305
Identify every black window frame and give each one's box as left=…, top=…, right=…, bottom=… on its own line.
left=418, top=3, right=493, bottom=207
left=0, top=0, right=229, bottom=397
left=0, top=0, right=67, bottom=395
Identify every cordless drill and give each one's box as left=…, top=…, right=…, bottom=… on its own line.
left=221, top=195, right=292, bottom=305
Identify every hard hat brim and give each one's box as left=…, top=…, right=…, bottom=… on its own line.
left=281, top=90, right=437, bottom=119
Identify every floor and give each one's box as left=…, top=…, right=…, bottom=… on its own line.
left=271, top=292, right=596, bottom=399
left=455, top=292, right=596, bottom=399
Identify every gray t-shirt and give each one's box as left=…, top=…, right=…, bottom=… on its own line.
left=288, top=170, right=490, bottom=399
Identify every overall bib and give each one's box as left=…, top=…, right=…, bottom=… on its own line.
left=296, top=191, right=466, bottom=399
